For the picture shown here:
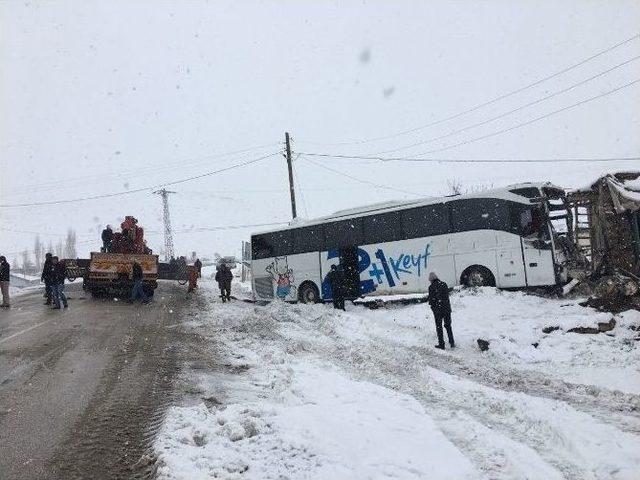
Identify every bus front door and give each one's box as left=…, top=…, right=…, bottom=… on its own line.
left=339, top=246, right=361, bottom=299
left=521, top=237, right=556, bottom=286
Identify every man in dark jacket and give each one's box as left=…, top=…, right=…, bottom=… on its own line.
left=194, top=258, right=202, bottom=278
left=41, top=252, right=53, bottom=305
left=427, top=272, right=454, bottom=349
left=51, top=256, right=68, bottom=309
left=101, top=225, right=113, bottom=253
left=0, top=255, right=10, bottom=308
left=325, top=264, right=346, bottom=311
left=215, top=264, right=232, bottom=302
left=130, top=261, right=149, bottom=303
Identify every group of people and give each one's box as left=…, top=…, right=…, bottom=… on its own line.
left=0, top=254, right=70, bottom=310
left=42, top=253, right=69, bottom=309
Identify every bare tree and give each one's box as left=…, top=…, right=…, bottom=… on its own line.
left=55, top=240, right=64, bottom=258
left=446, top=179, right=463, bottom=196
left=64, top=229, right=77, bottom=259
left=47, top=240, right=54, bottom=256
left=21, top=249, right=33, bottom=276
left=445, top=179, right=493, bottom=196
left=34, top=235, right=44, bottom=271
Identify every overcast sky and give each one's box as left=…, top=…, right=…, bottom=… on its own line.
left=1, top=0, right=639, bottom=262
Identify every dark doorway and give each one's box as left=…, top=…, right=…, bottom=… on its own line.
left=339, top=246, right=360, bottom=299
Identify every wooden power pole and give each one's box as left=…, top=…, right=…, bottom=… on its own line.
left=285, top=132, right=297, bottom=219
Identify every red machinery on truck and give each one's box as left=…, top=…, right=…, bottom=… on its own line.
left=83, top=216, right=159, bottom=297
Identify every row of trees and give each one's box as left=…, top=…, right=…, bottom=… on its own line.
left=13, top=230, right=77, bottom=276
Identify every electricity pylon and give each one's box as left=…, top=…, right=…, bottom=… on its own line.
left=153, top=188, right=176, bottom=260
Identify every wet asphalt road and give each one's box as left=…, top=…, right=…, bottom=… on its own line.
left=0, top=282, right=191, bottom=480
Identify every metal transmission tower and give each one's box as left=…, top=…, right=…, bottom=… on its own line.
left=153, top=188, right=176, bottom=260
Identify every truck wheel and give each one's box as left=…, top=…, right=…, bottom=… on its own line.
left=462, top=266, right=496, bottom=287
left=298, top=282, right=320, bottom=304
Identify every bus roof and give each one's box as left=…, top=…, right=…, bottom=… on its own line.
left=253, top=181, right=563, bottom=236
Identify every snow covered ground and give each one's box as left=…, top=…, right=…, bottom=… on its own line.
left=155, top=280, right=640, bottom=479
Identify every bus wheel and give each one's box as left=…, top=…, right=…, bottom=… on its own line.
left=298, top=282, right=320, bottom=304
left=462, top=266, right=495, bottom=287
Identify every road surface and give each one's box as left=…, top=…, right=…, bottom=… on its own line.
left=0, top=282, right=193, bottom=480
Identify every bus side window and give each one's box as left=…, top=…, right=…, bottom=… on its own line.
left=252, top=235, right=274, bottom=260
left=519, top=209, right=534, bottom=236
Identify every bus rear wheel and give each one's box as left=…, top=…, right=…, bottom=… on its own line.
left=462, top=266, right=495, bottom=287
left=298, top=282, right=320, bottom=304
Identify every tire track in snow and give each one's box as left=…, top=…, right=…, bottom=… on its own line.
left=257, top=303, right=640, bottom=480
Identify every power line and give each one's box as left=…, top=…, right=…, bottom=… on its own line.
left=299, top=32, right=640, bottom=147
left=408, top=77, right=640, bottom=157
left=3, top=142, right=281, bottom=194
left=303, top=156, right=422, bottom=196
left=292, top=155, right=310, bottom=217
left=299, top=152, right=640, bottom=164
left=374, top=55, right=640, bottom=155
left=0, top=152, right=279, bottom=208
left=172, top=222, right=289, bottom=233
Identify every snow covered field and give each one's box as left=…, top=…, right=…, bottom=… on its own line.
left=155, top=280, right=640, bottom=479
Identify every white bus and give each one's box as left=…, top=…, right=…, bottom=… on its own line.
left=250, top=183, right=569, bottom=303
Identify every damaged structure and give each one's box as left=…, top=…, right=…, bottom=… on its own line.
left=563, top=171, right=640, bottom=307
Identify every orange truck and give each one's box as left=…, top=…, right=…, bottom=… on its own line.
left=83, top=252, right=159, bottom=298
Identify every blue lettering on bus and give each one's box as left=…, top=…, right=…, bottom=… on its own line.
left=323, top=244, right=431, bottom=296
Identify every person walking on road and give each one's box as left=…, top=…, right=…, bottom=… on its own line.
left=51, top=256, right=68, bottom=309
left=194, top=258, right=202, bottom=278
left=215, top=263, right=232, bottom=302
left=325, top=264, right=346, bottom=311
left=0, top=256, right=10, bottom=308
left=129, top=261, right=149, bottom=304
left=427, top=272, right=454, bottom=349
left=101, top=225, right=113, bottom=253
left=41, top=252, right=54, bottom=305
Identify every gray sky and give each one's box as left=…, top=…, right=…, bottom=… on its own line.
left=1, top=0, right=639, bottom=261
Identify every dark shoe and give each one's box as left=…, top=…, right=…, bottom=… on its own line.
left=449, top=342, right=455, bottom=348
left=434, top=344, right=445, bottom=350
left=44, top=301, right=51, bottom=305
left=52, top=306, right=61, bottom=310
left=63, top=304, right=68, bottom=308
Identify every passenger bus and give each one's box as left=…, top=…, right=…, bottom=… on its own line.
left=250, top=183, right=569, bottom=303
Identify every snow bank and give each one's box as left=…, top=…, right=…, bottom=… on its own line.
left=156, top=362, right=476, bottom=479
left=156, top=281, right=640, bottom=479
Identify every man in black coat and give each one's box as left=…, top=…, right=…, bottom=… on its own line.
left=325, top=264, right=346, bottom=311
left=129, top=261, right=149, bottom=303
left=101, top=225, right=113, bottom=253
left=0, top=255, right=10, bottom=308
left=215, top=264, right=232, bottom=302
left=427, top=272, right=454, bottom=349
left=194, top=258, right=202, bottom=278
left=51, top=256, right=68, bottom=309
left=41, top=252, right=53, bottom=305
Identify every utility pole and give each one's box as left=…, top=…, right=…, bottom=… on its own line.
left=285, top=132, right=297, bottom=219
left=153, top=188, right=176, bottom=261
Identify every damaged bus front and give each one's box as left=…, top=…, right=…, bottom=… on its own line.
left=509, top=182, right=571, bottom=286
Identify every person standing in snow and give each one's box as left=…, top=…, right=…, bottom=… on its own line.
left=101, top=225, right=113, bottom=253
left=215, top=263, right=233, bottom=302
left=51, top=256, right=68, bottom=309
left=194, top=258, right=202, bottom=278
left=41, top=252, right=54, bottom=305
left=325, top=264, right=346, bottom=311
left=0, top=256, right=10, bottom=308
left=129, top=261, right=149, bottom=304
left=426, top=272, right=454, bottom=349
